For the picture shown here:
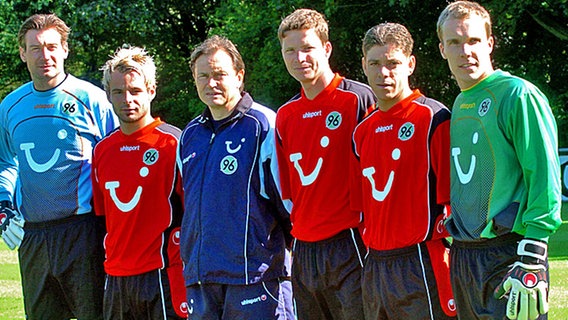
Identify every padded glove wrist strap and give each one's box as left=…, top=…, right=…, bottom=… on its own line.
left=517, top=238, right=547, bottom=265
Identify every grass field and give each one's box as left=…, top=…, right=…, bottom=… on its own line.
left=1, top=210, right=567, bottom=319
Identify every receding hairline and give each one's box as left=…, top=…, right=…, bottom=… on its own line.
left=436, top=1, right=492, bottom=42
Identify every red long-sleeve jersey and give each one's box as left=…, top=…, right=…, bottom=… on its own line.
left=276, top=74, right=376, bottom=241
left=92, top=119, right=183, bottom=276
left=352, top=90, right=451, bottom=250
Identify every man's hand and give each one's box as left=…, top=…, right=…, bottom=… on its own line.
left=494, top=238, right=549, bottom=320
left=0, top=201, right=24, bottom=250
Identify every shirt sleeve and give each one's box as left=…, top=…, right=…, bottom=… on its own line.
left=507, top=85, right=562, bottom=241
left=91, top=147, right=105, bottom=216
left=260, top=125, right=293, bottom=247
left=0, top=103, right=18, bottom=203
left=275, top=118, right=292, bottom=202
left=350, top=123, right=363, bottom=212
left=430, top=115, right=451, bottom=206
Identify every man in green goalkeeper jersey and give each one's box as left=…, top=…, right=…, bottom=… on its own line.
left=437, top=1, right=562, bottom=319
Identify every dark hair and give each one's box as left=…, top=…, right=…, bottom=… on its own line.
left=189, top=35, right=245, bottom=75
left=362, top=23, right=414, bottom=57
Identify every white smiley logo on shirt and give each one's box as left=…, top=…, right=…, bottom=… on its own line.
left=362, top=148, right=400, bottom=201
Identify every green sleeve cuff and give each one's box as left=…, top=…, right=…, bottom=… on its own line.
left=524, top=225, right=553, bottom=243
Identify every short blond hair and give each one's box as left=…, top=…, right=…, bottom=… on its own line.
left=437, top=1, right=492, bottom=42
left=278, top=8, right=329, bottom=44
left=101, top=46, right=156, bottom=93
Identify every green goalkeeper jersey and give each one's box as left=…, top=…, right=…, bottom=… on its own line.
left=447, top=70, right=562, bottom=242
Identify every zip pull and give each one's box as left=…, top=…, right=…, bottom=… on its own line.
left=209, top=132, right=215, bottom=144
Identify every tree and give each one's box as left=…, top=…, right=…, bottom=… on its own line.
left=1, top=0, right=566, bottom=145
left=0, top=0, right=219, bottom=127
left=210, top=0, right=568, bottom=145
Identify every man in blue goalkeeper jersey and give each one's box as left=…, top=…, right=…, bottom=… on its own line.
left=0, top=13, right=117, bottom=319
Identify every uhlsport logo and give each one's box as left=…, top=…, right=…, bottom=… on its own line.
left=240, top=294, right=267, bottom=306
left=182, top=152, right=196, bottom=164
left=448, top=299, right=456, bottom=312
left=120, top=145, right=140, bottom=152
left=521, top=273, right=538, bottom=288
left=0, top=212, right=7, bottom=225
left=303, top=110, right=322, bottom=119
left=375, top=124, right=393, bottom=133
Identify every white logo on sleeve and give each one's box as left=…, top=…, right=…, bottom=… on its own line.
left=362, top=148, right=400, bottom=201
left=185, top=299, right=193, bottom=314
left=452, top=132, right=478, bottom=185
left=290, top=136, right=329, bottom=186
left=20, top=129, right=68, bottom=173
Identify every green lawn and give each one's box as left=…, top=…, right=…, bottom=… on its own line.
left=0, top=245, right=23, bottom=319
left=0, top=207, right=567, bottom=319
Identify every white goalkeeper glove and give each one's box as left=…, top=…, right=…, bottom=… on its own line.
left=494, top=238, right=548, bottom=320
left=0, top=201, right=24, bottom=250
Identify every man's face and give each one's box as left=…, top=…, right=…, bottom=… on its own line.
left=19, top=27, right=68, bottom=90
left=193, top=50, right=244, bottom=119
left=439, top=15, right=494, bottom=90
left=363, top=44, right=415, bottom=111
left=280, top=28, right=332, bottom=86
left=109, top=70, right=155, bottom=128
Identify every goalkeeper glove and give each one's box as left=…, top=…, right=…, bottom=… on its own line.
left=0, top=201, right=24, bottom=250
left=494, top=238, right=548, bottom=320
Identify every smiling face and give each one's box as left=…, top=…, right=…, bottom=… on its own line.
left=363, top=44, right=415, bottom=111
left=193, top=49, right=244, bottom=120
left=19, top=27, right=68, bottom=91
left=109, top=70, right=155, bottom=134
left=439, top=15, right=494, bottom=90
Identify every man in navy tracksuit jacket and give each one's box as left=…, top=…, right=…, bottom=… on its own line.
left=177, top=35, right=293, bottom=319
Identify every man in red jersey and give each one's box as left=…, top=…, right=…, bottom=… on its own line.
left=276, top=8, right=376, bottom=319
left=92, top=46, right=187, bottom=319
left=352, top=23, right=456, bottom=320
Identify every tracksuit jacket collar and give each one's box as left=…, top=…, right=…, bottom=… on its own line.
left=198, top=92, right=253, bottom=129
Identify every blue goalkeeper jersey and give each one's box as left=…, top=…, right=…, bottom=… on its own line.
left=0, top=74, right=118, bottom=222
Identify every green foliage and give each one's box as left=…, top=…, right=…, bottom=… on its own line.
left=0, top=0, right=566, bottom=141
left=208, top=0, right=304, bottom=108
left=489, top=0, right=568, bottom=145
